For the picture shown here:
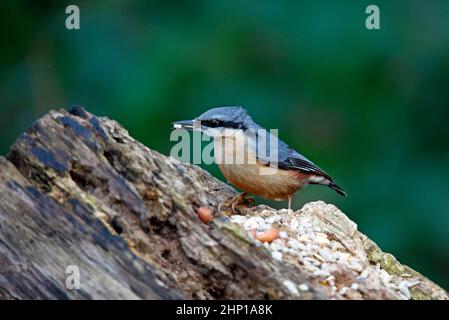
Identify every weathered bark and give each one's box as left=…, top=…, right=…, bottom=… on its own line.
left=0, top=106, right=446, bottom=300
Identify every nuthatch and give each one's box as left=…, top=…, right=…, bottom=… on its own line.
left=173, top=106, right=346, bottom=211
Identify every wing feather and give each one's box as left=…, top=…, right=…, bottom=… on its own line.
left=282, top=154, right=333, bottom=181
left=252, top=127, right=333, bottom=180
left=251, top=126, right=345, bottom=195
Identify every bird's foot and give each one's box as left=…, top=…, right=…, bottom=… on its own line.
left=219, top=192, right=255, bottom=215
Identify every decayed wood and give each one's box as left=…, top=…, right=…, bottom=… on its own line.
left=0, top=106, right=447, bottom=300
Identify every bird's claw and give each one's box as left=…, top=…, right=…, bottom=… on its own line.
left=219, top=192, right=255, bottom=215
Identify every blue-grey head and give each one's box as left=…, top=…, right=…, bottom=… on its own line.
left=172, top=106, right=256, bottom=137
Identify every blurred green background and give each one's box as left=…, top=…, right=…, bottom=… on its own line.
left=1, top=0, right=448, bottom=289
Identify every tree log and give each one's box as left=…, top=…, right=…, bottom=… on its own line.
left=0, top=106, right=447, bottom=300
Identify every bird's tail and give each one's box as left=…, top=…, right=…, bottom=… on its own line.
left=328, top=181, right=347, bottom=197
left=308, top=175, right=347, bottom=196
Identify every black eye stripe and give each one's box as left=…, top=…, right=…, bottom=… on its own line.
left=223, top=121, right=241, bottom=129
left=201, top=119, right=220, bottom=127
left=202, top=119, right=243, bottom=129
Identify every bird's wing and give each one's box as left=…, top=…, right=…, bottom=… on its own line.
left=254, top=131, right=333, bottom=179
left=280, top=150, right=333, bottom=181
left=245, top=123, right=347, bottom=196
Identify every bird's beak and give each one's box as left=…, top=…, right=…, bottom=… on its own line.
left=172, top=119, right=195, bottom=130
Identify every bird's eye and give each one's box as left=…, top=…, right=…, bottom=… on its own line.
left=209, top=119, right=220, bottom=127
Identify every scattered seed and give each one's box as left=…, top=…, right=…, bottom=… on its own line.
left=279, top=231, right=288, bottom=238
left=222, top=203, right=418, bottom=300
left=299, top=283, right=309, bottom=291
left=283, top=280, right=299, bottom=295
left=272, top=251, right=283, bottom=261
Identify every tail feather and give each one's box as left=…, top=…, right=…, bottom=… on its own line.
left=307, top=175, right=347, bottom=196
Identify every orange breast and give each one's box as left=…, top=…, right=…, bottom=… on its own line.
left=218, top=162, right=308, bottom=200
left=213, top=133, right=309, bottom=200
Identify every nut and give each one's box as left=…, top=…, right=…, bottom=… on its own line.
left=197, top=207, right=213, bottom=224
left=256, top=227, right=279, bottom=243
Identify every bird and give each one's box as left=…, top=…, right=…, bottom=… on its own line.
left=172, top=106, right=346, bottom=211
